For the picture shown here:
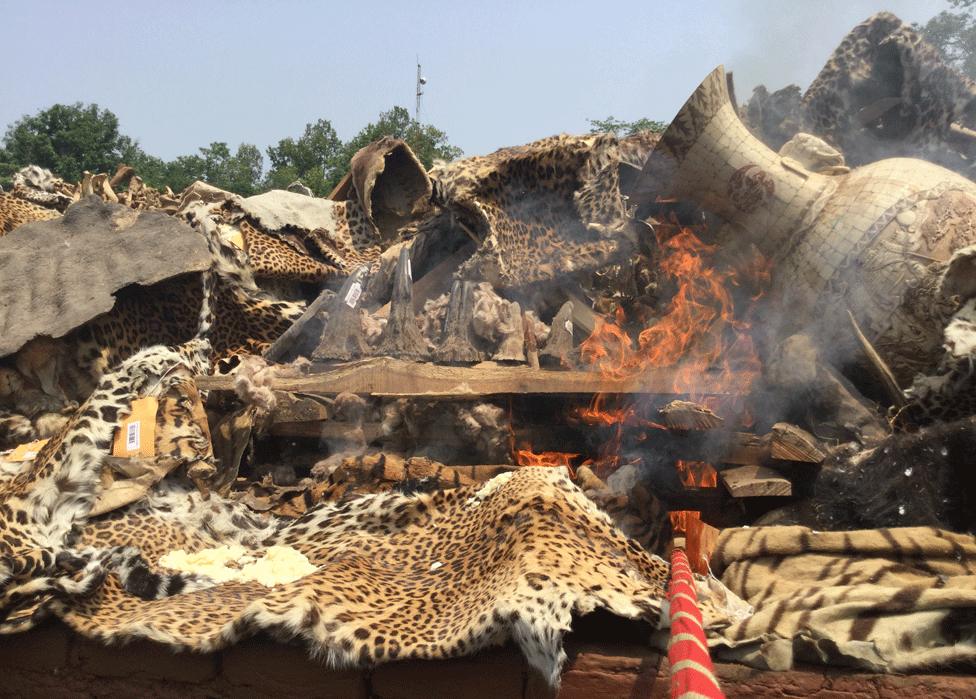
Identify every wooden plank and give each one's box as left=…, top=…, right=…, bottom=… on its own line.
left=721, top=465, right=793, bottom=498
left=769, top=422, right=826, bottom=463
left=270, top=392, right=333, bottom=424
left=196, top=357, right=746, bottom=397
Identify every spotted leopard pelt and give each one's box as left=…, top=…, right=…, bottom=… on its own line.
left=0, top=191, right=60, bottom=236
left=803, top=12, right=976, bottom=170
left=431, top=134, right=638, bottom=289
left=57, top=467, right=716, bottom=687
left=0, top=342, right=217, bottom=632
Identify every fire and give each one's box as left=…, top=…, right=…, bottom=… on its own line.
left=516, top=447, right=579, bottom=476
left=578, top=226, right=769, bottom=569
left=580, top=227, right=763, bottom=396
left=674, top=460, right=718, bottom=488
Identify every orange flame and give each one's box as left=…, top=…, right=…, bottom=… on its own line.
left=516, top=447, right=579, bottom=476
left=579, top=226, right=769, bottom=564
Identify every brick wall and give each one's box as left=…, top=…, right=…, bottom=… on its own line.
left=0, top=623, right=973, bottom=698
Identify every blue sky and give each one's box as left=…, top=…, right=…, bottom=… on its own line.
left=1, top=1, right=951, bottom=162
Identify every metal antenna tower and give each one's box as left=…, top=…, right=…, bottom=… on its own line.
left=415, top=57, right=426, bottom=121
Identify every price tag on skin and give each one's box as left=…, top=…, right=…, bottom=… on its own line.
left=345, top=282, right=363, bottom=309
left=8, top=439, right=49, bottom=461
left=112, top=397, right=158, bottom=458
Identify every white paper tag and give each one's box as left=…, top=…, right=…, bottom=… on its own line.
left=22, top=451, right=37, bottom=460
left=344, top=282, right=363, bottom=309
left=126, top=421, right=141, bottom=451
left=564, top=320, right=573, bottom=335
left=406, top=257, right=412, bottom=281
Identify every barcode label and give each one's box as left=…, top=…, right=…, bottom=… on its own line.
left=344, top=282, right=363, bottom=309
left=126, top=421, right=141, bottom=451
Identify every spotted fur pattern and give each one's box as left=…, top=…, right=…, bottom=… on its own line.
left=431, top=134, right=636, bottom=289
left=0, top=191, right=61, bottom=236
left=47, top=468, right=697, bottom=688
left=0, top=343, right=215, bottom=630
left=803, top=12, right=976, bottom=169
left=240, top=219, right=339, bottom=283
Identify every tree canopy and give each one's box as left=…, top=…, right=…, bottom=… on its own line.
left=264, top=107, right=463, bottom=196
left=918, top=0, right=976, bottom=79
left=587, top=116, right=668, bottom=136
left=0, top=103, right=130, bottom=183
left=1, top=103, right=463, bottom=196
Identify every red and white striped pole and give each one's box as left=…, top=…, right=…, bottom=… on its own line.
left=668, top=543, right=725, bottom=699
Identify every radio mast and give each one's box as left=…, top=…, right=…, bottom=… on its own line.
left=415, top=57, right=426, bottom=121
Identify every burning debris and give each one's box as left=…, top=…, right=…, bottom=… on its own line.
left=2, top=10, right=976, bottom=690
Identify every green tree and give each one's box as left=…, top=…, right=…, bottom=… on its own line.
left=265, top=119, right=342, bottom=195
left=199, top=142, right=263, bottom=196
left=587, top=116, right=668, bottom=136
left=918, top=0, right=976, bottom=79
left=324, top=106, right=462, bottom=193
left=0, top=103, right=130, bottom=183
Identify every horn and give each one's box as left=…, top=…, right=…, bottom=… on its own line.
left=640, top=65, right=976, bottom=382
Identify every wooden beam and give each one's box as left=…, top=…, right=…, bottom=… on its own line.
left=721, top=464, right=793, bottom=498
left=768, top=422, right=826, bottom=464
left=197, top=357, right=746, bottom=397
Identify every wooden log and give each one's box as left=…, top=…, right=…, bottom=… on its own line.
left=375, top=246, right=428, bottom=360
left=434, top=281, right=485, bottom=364
left=312, top=266, right=370, bottom=361
left=492, top=301, right=526, bottom=362
left=269, top=391, right=333, bottom=424
left=264, top=284, right=334, bottom=363
left=540, top=301, right=575, bottom=367
left=721, top=464, right=793, bottom=497
left=197, top=357, right=745, bottom=397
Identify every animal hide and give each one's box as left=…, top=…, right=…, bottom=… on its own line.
left=431, top=134, right=638, bottom=289
left=220, top=138, right=431, bottom=285
left=43, top=468, right=737, bottom=687
left=710, top=525, right=976, bottom=672
left=0, top=344, right=746, bottom=687
left=803, top=13, right=976, bottom=170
